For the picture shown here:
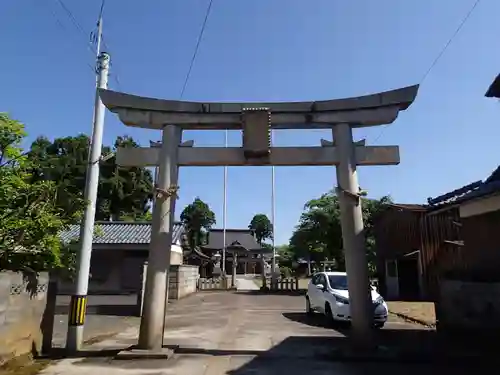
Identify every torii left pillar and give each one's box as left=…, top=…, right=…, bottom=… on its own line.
left=138, top=124, right=181, bottom=351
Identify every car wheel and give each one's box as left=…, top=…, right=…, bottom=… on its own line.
left=324, top=303, right=336, bottom=325
left=306, top=297, right=314, bottom=316
left=374, top=322, right=385, bottom=329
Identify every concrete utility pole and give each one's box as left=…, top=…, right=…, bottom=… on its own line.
left=138, top=125, right=181, bottom=350
left=333, top=123, right=373, bottom=345
left=66, top=49, right=110, bottom=353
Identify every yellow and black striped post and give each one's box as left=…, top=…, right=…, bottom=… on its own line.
left=68, top=295, right=87, bottom=326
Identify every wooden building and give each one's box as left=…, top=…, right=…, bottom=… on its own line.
left=374, top=165, right=500, bottom=301
left=485, top=73, right=500, bottom=98
left=374, top=203, right=427, bottom=300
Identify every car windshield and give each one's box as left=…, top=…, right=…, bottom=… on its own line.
left=328, top=275, right=348, bottom=290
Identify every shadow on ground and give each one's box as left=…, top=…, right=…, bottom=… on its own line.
left=54, top=304, right=139, bottom=316
left=38, top=347, right=125, bottom=360
left=280, top=312, right=499, bottom=363
left=222, top=336, right=491, bottom=375
left=55, top=294, right=140, bottom=317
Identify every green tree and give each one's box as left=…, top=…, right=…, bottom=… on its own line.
left=28, top=134, right=153, bottom=221
left=248, top=214, right=273, bottom=246
left=288, top=190, right=391, bottom=275
left=180, top=197, right=216, bottom=249
left=276, top=244, right=294, bottom=270
left=0, top=113, right=82, bottom=273
left=99, top=136, right=154, bottom=221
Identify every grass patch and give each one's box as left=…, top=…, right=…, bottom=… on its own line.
left=388, top=301, right=436, bottom=327
left=0, top=354, right=50, bottom=375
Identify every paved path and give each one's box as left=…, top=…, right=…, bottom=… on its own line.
left=52, top=295, right=141, bottom=347
left=41, top=292, right=481, bottom=375
left=235, top=275, right=260, bottom=291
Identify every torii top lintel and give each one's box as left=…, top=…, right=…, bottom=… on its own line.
left=98, top=84, right=419, bottom=130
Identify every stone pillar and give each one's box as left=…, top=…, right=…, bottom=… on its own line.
left=333, top=123, right=373, bottom=345
left=231, top=253, right=238, bottom=288
left=138, top=124, right=181, bottom=350
left=261, top=255, right=267, bottom=289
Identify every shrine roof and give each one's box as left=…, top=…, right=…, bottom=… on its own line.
left=202, top=229, right=263, bottom=252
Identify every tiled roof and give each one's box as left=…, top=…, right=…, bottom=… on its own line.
left=389, top=203, right=427, bottom=211
left=428, top=165, right=500, bottom=208
left=202, top=229, right=262, bottom=251
left=485, top=73, right=500, bottom=98
left=60, top=221, right=184, bottom=245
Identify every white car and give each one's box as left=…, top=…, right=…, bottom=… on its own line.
left=305, top=271, right=388, bottom=328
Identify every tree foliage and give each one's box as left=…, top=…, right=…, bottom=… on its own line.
left=180, top=197, right=216, bottom=249
left=248, top=213, right=273, bottom=246
left=28, top=134, right=154, bottom=221
left=289, top=190, right=391, bottom=275
left=0, top=113, right=82, bottom=273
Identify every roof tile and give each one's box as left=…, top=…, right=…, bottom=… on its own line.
left=60, top=221, right=184, bottom=245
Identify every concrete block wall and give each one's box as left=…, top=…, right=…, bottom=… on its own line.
left=139, top=263, right=199, bottom=315
left=170, top=245, right=183, bottom=266
left=0, top=272, right=49, bottom=363
left=168, top=265, right=199, bottom=299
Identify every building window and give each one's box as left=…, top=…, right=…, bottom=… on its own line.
left=387, top=260, right=397, bottom=278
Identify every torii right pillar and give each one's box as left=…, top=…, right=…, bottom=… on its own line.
left=333, top=123, right=373, bottom=344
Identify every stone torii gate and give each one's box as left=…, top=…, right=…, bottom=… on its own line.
left=99, top=84, right=419, bottom=351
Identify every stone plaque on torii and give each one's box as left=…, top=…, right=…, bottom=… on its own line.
left=99, top=84, right=419, bottom=350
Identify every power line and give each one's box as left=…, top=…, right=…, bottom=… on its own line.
left=41, top=0, right=96, bottom=74
left=180, top=0, right=214, bottom=99
left=54, top=0, right=124, bottom=90
left=419, top=0, right=482, bottom=85
left=55, top=0, right=97, bottom=55
left=371, top=0, right=482, bottom=144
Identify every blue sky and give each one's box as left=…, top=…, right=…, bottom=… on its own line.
left=2, top=0, right=499, bottom=245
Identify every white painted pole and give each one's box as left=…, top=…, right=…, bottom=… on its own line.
left=270, top=128, right=277, bottom=284
left=65, top=48, right=110, bottom=352
left=138, top=125, right=181, bottom=350
left=333, top=123, right=373, bottom=346
left=222, top=130, right=228, bottom=277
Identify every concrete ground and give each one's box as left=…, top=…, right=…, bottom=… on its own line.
left=52, top=295, right=141, bottom=348
left=41, top=292, right=485, bottom=375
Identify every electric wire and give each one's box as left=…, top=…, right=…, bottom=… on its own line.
left=179, top=0, right=214, bottom=99
left=41, top=0, right=96, bottom=74
left=371, top=0, right=482, bottom=144
left=54, top=0, right=124, bottom=90
left=55, top=0, right=97, bottom=55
